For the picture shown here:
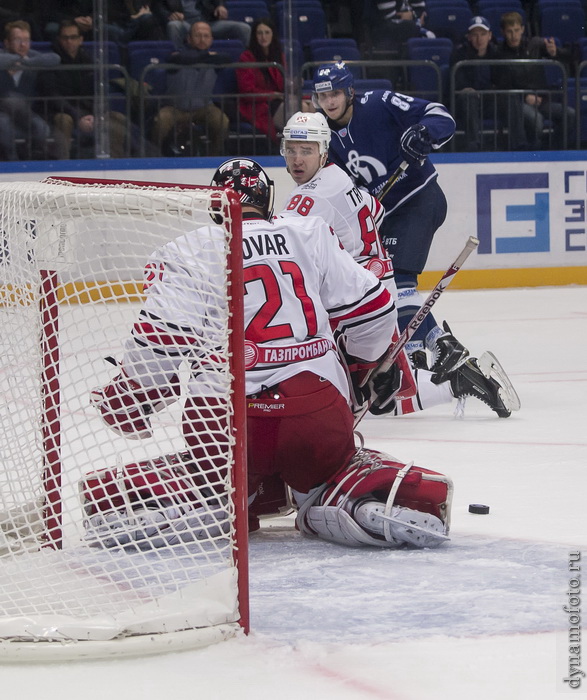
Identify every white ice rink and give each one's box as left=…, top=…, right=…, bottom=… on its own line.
left=3, top=285, right=586, bottom=699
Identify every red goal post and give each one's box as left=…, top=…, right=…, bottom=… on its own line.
left=0, top=177, right=248, bottom=660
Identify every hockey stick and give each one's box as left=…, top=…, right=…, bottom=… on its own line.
left=353, top=235, right=480, bottom=427
left=376, top=161, right=409, bottom=202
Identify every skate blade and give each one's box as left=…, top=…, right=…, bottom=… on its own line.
left=477, top=351, right=521, bottom=412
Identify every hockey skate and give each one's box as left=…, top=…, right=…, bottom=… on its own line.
left=430, top=321, right=470, bottom=384
left=449, top=351, right=521, bottom=418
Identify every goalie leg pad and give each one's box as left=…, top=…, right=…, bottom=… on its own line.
left=296, top=446, right=453, bottom=548
left=299, top=499, right=395, bottom=548
left=329, top=448, right=453, bottom=528
left=80, top=452, right=228, bottom=549
left=297, top=494, right=448, bottom=549
left=84, top=499, right=228, bottom=550
left=352, top=498, right=448, bottom=547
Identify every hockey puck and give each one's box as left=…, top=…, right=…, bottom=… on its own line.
left=469, top=504, right=490, bottom=515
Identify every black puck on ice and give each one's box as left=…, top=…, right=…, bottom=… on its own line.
left=469, top=504, right=490, bottom=515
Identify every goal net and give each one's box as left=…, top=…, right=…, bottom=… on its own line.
left=0, top=177, right=247, bottom=661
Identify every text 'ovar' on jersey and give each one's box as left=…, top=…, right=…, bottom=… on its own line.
left=243, top=233, right=290, bottom=260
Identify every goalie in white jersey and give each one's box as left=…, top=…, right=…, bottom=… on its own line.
left=85, top=159, right=453, bottom=550
left=279, top=111, right=520, bottom=420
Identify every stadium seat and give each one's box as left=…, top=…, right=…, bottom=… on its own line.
left=539, top=6, right=586, bottom=45
left=477, top=0, right=523, bottom=10
left=308, top=38, right=359, bottom=52
left=275, top=5, right=328, bottom=48
left=127, top=40, right=175, bottom=56
left=354, top=78, right=393, bottom=94
left=309, top=41, right=362, bottom=78
left=424, top=6, right=473, bottom=44
left=225, top=0, right=270, bottom=26
left=425, top=0, right=470, bottom=6
left=406, top=37, right=453, bottom=101
left=128, top=46, right=174, bottom=95
left=31, top=41, right=52, bottom=52
left=213, top=67, right=272, bottom=155
left=210, top=39, right=246, bottom=63
left=535, top=0, right=582, bottom=8
left=83, top=41, right=122, bottom=65
left=274, top=0, right=324, bottom=11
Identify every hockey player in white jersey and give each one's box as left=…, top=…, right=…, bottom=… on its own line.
left=84, top=158, right=453, bottom=550
left=279, top=111, right=520, bottom=418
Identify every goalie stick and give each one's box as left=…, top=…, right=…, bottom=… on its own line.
left=376, top=160, right=409, bottom=202
left=353, top=235, right=480, bottom=427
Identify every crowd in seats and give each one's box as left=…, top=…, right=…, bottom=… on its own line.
left=0, top=1, right=586, bottom=160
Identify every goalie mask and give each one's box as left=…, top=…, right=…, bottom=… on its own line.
left=211, top=158, right=275, bottom=220
left=312, top=61, right=355, bottom=109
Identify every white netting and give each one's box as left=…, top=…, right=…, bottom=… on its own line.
left=0, top=179, right=246, bottom=659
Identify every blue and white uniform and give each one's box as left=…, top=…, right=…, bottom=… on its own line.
left=326, top=90, right=455, bottom=216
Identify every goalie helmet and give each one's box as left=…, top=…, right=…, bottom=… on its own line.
left=280, top=111, right=331, bottom=156
left=313, top=62, right=354, bottom=101
left=211, top=158, right=275, bottom=220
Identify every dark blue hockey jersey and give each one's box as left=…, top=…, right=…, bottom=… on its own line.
left=325, top=90, right=455, bottom=214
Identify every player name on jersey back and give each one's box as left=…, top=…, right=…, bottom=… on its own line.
left=243, top=232, right=290, bottom=260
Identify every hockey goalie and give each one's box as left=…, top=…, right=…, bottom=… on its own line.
left=85, top=159, right=453, bottom=551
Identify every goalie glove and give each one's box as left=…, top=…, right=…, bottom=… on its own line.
left=90, top=368, right=181, bottom=439
left=400, top=124, right=432, bottom=166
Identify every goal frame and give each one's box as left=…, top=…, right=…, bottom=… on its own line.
left=0, top=176, right=249, bottom=658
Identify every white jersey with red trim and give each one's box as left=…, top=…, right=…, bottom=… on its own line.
left=280, top=162, right=394, bottom=289
left=122, top=214, right=397, bottom=400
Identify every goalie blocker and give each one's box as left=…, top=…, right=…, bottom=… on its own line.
left=80, top=446, right=452, bottom=550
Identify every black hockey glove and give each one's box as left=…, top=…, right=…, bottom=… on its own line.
left=400, top=124, right=432, bottom=166
left=368, top=364, right=401, bottom=416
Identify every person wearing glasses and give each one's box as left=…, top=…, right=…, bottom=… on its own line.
left=0, top=20, right=60, bottom=160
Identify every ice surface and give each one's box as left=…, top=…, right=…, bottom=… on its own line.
left=2, top=286, right=586, bottom=699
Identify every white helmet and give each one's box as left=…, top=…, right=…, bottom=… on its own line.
left=280, top=111, right=331, bottom=156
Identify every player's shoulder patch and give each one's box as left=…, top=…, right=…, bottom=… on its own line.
left=358, top=88, right=390, bottom=106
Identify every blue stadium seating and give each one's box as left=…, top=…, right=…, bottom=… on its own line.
left=275, top=5, right=328, bottom=47
left=354, top=78, right=393, bottom=93
left=406, top=37, right=453, bottom=101
left=539, top=6, right=586, bottom=44
left=424, top=6, right=473, bottom=44
left=210, top=39, right=246, bottom=63
left=225, top=0, right=270, bottom=26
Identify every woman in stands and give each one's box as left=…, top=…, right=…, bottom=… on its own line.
left=236, top=17, right=286, bottom=142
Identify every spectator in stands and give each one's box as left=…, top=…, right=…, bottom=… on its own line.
left=451, top=16, right=499, bottom=151
left=105, top=1, right=166, bottom=44
left=153, top=0, right=251, bottom=49
left=374, top=0, right=427, bottom=25
left=495, top=11, right=575, bottom=150
left=0, top=20, right=60, bottom=161
left=35, top=1, right=94, bottom=42
left=0, top=2, right=25, bottom=39
left=151, top=20, right=230, bottom=156
left=237, top=18, right=286, bottom=143
left=41, top=20, right=132, bottom=159
left=236, top=18, right=311, bottom=144
left=365, top=0, right=431, bottom=58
